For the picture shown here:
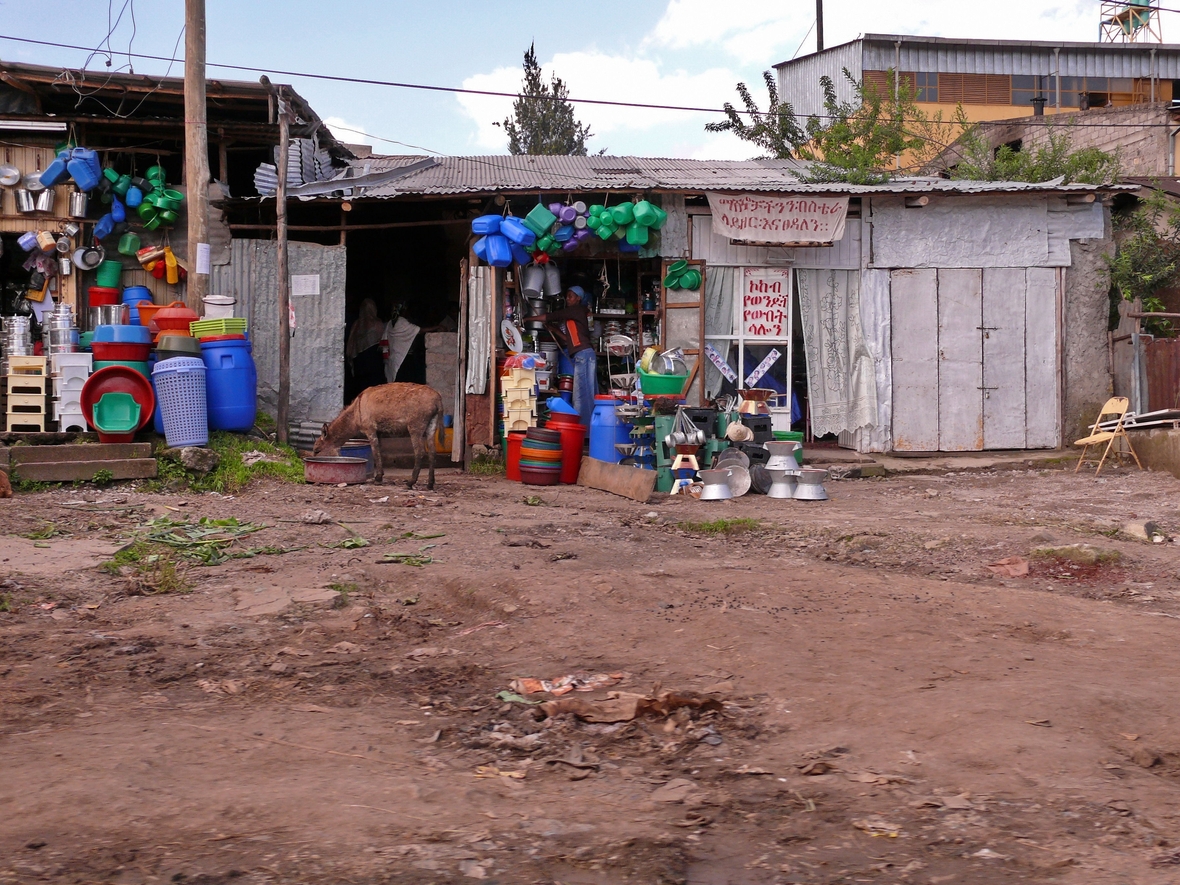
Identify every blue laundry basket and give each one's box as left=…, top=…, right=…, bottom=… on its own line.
left=152, top=357, right=208, bottom=447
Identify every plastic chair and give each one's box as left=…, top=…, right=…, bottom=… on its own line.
left=1074, top=396, right=1143, bottom=475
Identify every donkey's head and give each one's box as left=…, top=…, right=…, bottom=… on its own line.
left=312, top=421, right=339, bottom=456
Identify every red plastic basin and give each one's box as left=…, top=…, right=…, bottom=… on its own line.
left=91, top=341, right=152, bottom=362
left=80, top=365, right=155, bottom=433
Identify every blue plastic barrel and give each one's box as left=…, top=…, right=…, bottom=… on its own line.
left=122, top=286, right=151, bottom=325
left=200, top=338, right=257, bottom=431
left=589, top=396, right=632, bottom=464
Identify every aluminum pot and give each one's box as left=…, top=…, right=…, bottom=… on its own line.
left=34, top=188, right=54, bottom=213
left=303, top=456, right=369, bottom=485
left=14, top=188, right=34, bottom=213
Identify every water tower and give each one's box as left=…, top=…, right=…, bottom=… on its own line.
left=1100, top=0, right=1162, bottom=42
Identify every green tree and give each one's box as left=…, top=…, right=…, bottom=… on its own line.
left=948, top=120, right=1120, bottom=184
left=500, top=43, right=594, bottom=155
left=704, top=70, right=806, bottom=159
left=797, top=70, right=924, bottom=184
left=706, top=68, right=953, bottom=184
left=1106, top=189, right=1180, bottom=335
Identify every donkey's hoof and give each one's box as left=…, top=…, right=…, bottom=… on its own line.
left=405, top=481, right=416, bottom=490
left=373, top=476, right=384, bottom=485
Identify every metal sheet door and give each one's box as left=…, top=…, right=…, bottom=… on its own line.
left=1025, top=268, right=1059, bottom=447
left=981, top=267, right=1027, bottom=448
left=890, top=269, right=939, bottom=451
left=937, top=269, right=983, bottom=451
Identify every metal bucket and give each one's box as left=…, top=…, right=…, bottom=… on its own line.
left=14, top=188, right=34, bottom=213
left=542, top=264, right=562, bottom=298
left=521, top=265, right=545, bottom=298
left=34, top=188, right=54, bottom=213
left=68, top=190, right=88, bottom=218
left=89, top=305, right=126, bottom=329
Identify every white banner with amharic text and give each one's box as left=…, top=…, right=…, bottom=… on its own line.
left=707, top=193, right=848, bottom=244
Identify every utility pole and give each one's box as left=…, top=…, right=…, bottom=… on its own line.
left=816, top=0, right=824, bottom=52
left=275, top=88, right=292, bottom=445
left=184, top=0, right=209, bottom=313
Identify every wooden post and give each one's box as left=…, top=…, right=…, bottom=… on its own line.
left=815, top=0, right=824, bottom=51
left=276, top=93, right=292, bottom=444
left=184, top=0, right=209, bottom=313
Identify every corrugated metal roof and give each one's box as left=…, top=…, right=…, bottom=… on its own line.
left=334, top=155, right=1129, bottom=198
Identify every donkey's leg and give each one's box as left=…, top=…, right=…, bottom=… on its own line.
left=367, top=429, right=383, bottom=484
left=407, top=423, right=424, bottom=489
left=425, top=413, right=438, bottom=490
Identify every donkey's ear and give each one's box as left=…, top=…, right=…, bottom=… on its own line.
left=321, top=422, right=330, bottom=437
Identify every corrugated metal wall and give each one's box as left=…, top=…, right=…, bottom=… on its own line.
left=863, top=40, right=1180, bottom=78
left=690, top=214, right=862, bottom=269
left=776, top=43, right=863, bottom=119
left=209, top=239, right=346, bottom=425
left=778, top=38, right=1180, bottom=88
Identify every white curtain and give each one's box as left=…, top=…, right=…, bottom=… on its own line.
left=703, top=266, right=737, bottom=400
left=465, top=266, right=492, bottom=395
left=796, top=268, right=878, bottom=437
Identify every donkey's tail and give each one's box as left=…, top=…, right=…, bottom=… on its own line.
left=426, top=409, right=441, bottom=452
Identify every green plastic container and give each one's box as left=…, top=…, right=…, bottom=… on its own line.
left=91, top=392, right=141, bottom=433
left=95, top=259, right=124, bottom=288
left=637, top=368, right=688, bottom=396
left=625, top=221, right=649, bottom=246
left=522, top=204, right=557, bottom=237
left=94, top=359, right=150, bottom=379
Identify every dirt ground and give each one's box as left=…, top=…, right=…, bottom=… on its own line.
left=3, top=457, right=1180, bottom=884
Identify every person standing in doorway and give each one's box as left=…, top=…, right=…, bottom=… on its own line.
left=538, top=285, right=597, bottom=430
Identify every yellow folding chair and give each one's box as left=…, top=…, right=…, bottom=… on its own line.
left=1074, top=396, right=1143, bottom=475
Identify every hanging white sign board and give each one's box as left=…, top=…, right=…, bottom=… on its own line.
left=707, top=193, right=848, bottom=244
left=742, top=267, right=791, bottom=338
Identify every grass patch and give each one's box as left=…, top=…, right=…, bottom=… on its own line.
left=328, top=581, right=357, bottom=609
left=100, top=541, right=192, bottom=595
left=468, top=454, right=505, bottom=477
left=677, top=517, right=762, bottom=536
left=21, top=523, right=66, bottom=540
left=0, top=593, right=11, bottom=613
left=148, top=431, right=305, bottom=494
left=1031, top=544, right=1122, bottom=566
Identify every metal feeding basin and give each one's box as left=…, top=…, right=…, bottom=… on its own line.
left=304, top=456, right=369, bottom=485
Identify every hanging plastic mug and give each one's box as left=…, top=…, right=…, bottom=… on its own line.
left=118, top=231, right=141, bottom=256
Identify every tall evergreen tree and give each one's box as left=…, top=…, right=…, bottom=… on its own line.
left=500, top=43, right=594, bottom=155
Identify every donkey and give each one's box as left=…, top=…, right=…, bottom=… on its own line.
left=313, top=383, right=444, bottom=489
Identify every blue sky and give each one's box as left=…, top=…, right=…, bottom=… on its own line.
left=0, top=1, right=1167, bottom=159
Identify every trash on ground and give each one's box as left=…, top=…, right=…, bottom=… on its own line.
left=852, top=817, right=902, bottom=837
left=511, top=672, right=628, bottom=696
left=539, top=689, right=723, bottom=723
left=985, top=556, right=1029, bottom=577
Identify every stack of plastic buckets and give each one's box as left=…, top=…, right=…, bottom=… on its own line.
left=152, top=357, right=208, bottom=447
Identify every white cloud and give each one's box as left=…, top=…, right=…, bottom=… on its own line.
left=649, top=0, right=803, bottom=59
left=324, top=116, right=377, bottom=148
left=458, top=52, right=741, bottom=154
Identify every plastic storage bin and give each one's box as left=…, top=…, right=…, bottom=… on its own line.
left=152, top=357, right=208, bottom=447
left=200, top=338, right=257, bottom=432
